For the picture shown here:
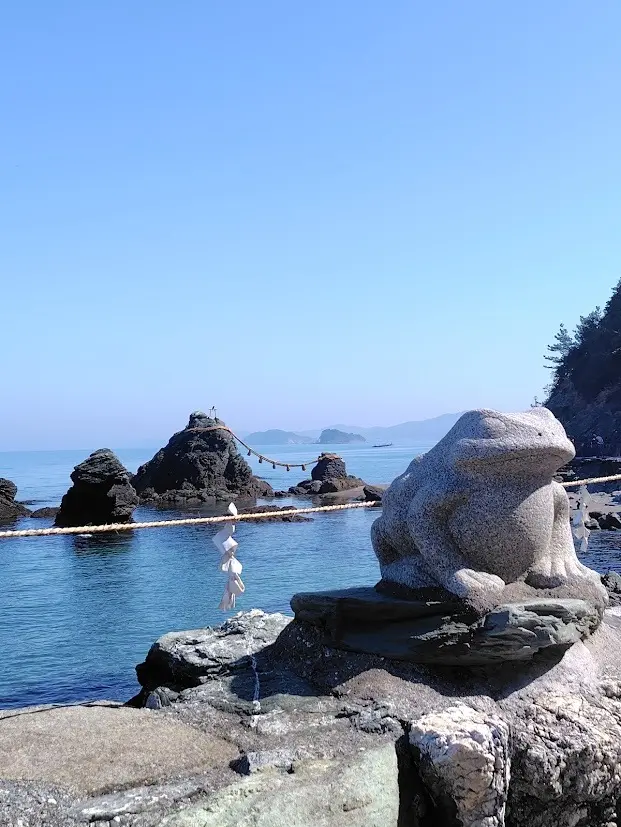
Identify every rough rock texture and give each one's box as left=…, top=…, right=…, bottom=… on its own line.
left=410, top=705, right=511, bottom=827
left=602, top=571, right=621, bottom=606
left=312, top=453, right=348, bottom=481
left=363, top=484, right=385, bottom=503
left=136, top=610, right=292, bottom=692
left=132, top=412, right=272, bottom=504
left=162, top=745, right=398, bottom=827
left=290, top=453, right=365, bottom=496
left=54, top=450, right=138, bottom=527
left=0, top=704, right=236, bottom=795
left=290, top=587, right=601, bottom=665
left=372, top=407, right=608, bottom=612
left=0, top=478, right=31, bottom=521
left=9, top=607, right=621, bottom=826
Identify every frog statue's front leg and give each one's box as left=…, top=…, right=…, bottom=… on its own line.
left=526, top=482, right=607, bottom=600
left=409, top=484, right=505, bottom=612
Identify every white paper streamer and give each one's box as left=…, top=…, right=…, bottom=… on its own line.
left=572, top=485, right=591, bottom=553
left=212, top=503, right=245, bottom=610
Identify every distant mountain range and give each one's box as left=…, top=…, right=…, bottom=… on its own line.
left=245, top=429, right=315, bottom=445
left=244, top=413, right=463, bottom=445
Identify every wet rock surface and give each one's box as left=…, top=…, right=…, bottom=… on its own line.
left=132, top=413, right=272, bottom=504
left=54, top=450, right=138, bottom=528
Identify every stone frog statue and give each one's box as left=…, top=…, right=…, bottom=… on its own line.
left=371, top=408, right=608, bottom=612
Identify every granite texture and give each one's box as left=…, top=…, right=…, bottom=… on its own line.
left=371, top=407, right=608, bottom=612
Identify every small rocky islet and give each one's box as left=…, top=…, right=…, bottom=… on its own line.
left=5, top=407, right=621, bottom=826
left=0, top=412, right=372, bottom=528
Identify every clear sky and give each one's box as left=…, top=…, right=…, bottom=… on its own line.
left=2, top=1, right=621, bottom=450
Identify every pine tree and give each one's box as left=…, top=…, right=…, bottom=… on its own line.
left=544, top=323, right=574, bottom=368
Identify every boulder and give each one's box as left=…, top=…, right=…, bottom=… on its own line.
left=0, top=478, right=30, bottom=521
left=311, top=453, right=348, bottom=481
left=54, top=450, right=138, bottom=528
left=599, top=512, right=621, bottom=530
left=602, top=571, right=621, bottom=605
left=289, top=453, right=364, bottom=495
left=132, top=412, right=272, bottom=504
left=363, top=484, right=385, bottom=503
left=410, top=705, right=510, bottom=827
left=288, top=480, right=322, bottom=496
left=29, top=507, right=60, bottom=519
left=135, top=609, right=291, bottom=692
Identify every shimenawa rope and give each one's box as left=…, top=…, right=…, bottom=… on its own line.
left=190, top=424, right=321, bottom=471
left=0, top=472, right=618, bottom=539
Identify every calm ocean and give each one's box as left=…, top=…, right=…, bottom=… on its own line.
left=1, top=443, right=620, bottom=709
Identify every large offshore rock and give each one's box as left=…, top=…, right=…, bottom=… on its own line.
left=54, top=449, right=138, bottom=527
left=290, top=452, right=365, bottom=496
left=0, top=478, right=31, bottom=521
left=132, top=412, right=272, bottom=504
left=372, top=407, right=608, bottom=613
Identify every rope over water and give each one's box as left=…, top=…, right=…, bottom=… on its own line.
left=0, top=472, right=619, bottom=539
left=0, top=501, right=380, bottom=538
left=190, top=424, right=320, bottom=470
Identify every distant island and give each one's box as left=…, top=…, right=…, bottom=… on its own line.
left=242, top=414, right=464, bottom=448
left=318, top=429, right=366, bottom=444
left=245, top=429, right=314, bottom=445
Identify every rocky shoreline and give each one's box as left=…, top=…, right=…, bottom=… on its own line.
left=3, top=572, right=621, bottom=827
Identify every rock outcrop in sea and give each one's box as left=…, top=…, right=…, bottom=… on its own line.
left=0, top=478, right=31, bottom=521
left=133, top=412, right=273, bottom=504
left=54, top=449, right=138, bottom=528
left=289, top=452, right=365, bottom=495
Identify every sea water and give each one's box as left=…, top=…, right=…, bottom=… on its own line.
left=1, top=443, right=619, bottom=709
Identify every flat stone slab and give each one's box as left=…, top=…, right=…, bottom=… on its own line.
left=161, top=744, right=398, bottom=827
left=0, top=704, right=237, bottom=795
left=291, top=587, right=601, bottom=665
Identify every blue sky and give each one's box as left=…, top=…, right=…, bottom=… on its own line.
left=2, top=1, right=621, bottom=450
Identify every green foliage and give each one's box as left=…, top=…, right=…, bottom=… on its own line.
left=545, top=278, right=621, bottom=402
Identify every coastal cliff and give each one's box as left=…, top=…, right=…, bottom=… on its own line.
left=545, top=278, right=621, bottom=456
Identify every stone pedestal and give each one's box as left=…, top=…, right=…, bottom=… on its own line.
left=290, top=586, right=601, bottom=666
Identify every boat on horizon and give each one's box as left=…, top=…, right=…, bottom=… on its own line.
left=372, top=442, right=393, bottom=448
